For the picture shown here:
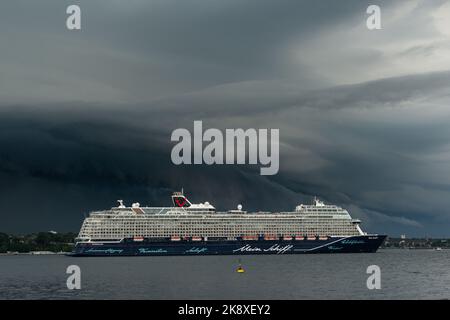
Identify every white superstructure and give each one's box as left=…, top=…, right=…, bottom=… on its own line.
left=77, top=191, right=364, bottom=242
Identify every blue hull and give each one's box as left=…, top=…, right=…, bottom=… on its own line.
left=69, top=235, right=386, bottom=256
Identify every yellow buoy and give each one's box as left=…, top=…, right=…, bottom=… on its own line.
left=236, top=258, right=245, bottom=273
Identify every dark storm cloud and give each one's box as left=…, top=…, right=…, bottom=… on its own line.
left=0, top=0, right=450, bottom=236
left=2, top=70, right=450, bottom=235
left=0, top=0, right=400, bottom=102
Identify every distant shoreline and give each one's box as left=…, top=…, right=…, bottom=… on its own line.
left=0, top=232, right=76, bottom=254
left=0, top=251, right=70, bottom=256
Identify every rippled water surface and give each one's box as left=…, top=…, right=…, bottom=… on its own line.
left=1, top=249, right=449, bottom=299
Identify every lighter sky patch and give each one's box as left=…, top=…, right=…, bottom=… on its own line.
left=292, top=0, right=450, bottom=85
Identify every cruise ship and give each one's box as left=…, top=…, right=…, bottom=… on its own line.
left=70, top=191, right=386, bottom=256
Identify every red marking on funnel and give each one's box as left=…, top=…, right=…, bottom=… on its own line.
left=175, top=198, right=186, bottom=207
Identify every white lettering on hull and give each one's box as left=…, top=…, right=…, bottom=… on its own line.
left=232, top=244, right=293, bottom=254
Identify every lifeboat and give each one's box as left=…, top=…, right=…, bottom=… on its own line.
left=191, top=236, right=202, bottom=241
left=264, top=235, right=277, bottom=240
left=319, top=236, right=328, bottom=240
left=283, top=236, right=293, bottom=241
left=307, top=235, right=317, bottom=240
left=242, top=235, right=258, bottom=241
left=170, top=236, right=181, bottom=241
left=133, top=236, right=144, bottom=242
left=295, top=235, right=305, bottom=240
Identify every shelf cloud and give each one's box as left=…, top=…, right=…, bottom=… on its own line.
left=1, top=0, right=450, bottom=236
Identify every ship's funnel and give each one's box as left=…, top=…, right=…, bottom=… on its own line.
left=171, top=191, right=192, bottom=208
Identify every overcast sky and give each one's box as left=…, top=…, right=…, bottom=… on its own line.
left=1, top=0, right=450, bottom=236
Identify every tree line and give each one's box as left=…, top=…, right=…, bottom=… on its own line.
left=0, top=232, right=77, bottom=253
